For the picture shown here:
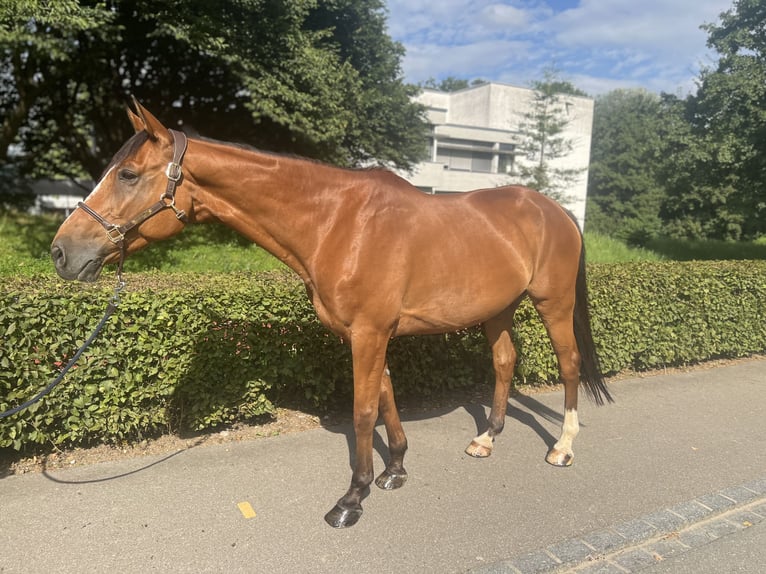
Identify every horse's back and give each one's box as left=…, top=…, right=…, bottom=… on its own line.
left=411, top=185, right=580, bottom=262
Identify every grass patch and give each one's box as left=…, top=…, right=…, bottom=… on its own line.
left=0, top=212, right=59, bottom=276
left=583, top=232, right=663, bottom=263
left=645, top=236, right=766, bottom=261
left=127, top=225, right=285, bottom=273
left=0, top=211, right=285, bottom=276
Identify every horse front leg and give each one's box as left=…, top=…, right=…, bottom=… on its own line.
left=374, top=363, right=408, bottom=490
left=324, top=328, right=390, bottom=528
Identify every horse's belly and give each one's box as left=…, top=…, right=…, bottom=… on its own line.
left=395, top=277, right=525, bottom=336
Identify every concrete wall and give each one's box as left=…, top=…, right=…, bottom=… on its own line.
left=401, top=83, right=594, bottom=229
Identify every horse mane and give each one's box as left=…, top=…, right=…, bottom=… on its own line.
left=194, top=135, right=391, bottom=175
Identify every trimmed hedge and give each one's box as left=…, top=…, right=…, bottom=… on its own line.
left=1, top=261, right=765, bottom=451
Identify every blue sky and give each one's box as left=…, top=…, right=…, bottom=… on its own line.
left=384, top=0, right=734, bottom=96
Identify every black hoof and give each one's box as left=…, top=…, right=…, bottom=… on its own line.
left=324, top=504, right=363, bottom=528
left=375, top=469, right=408, bottom=490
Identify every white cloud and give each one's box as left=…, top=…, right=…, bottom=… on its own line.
left=402, top=39, right=536, bottom=83
left=476, top=4, right=532, bottom=30
left=386, top=0, right=733, bottom=95
left=553, top=0, right=725, bottom=50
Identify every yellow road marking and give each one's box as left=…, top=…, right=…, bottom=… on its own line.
left=237, top=501, right=256, bottom=519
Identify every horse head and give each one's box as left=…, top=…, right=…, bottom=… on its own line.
left=51, top=100, right=192, bottom=281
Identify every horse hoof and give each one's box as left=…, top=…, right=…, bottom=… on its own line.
left=375, top=469, right=408, bottom=490
left=545, top=448, right=573, bottom=467
left=465, top=440, right=492, bottom=458
left=324, top=504, right=363, bottom=528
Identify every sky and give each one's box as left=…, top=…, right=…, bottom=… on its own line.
left=384, top=0, right=734, bottom=96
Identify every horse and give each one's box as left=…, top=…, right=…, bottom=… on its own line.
left=51, top=100, right=613, bottom=528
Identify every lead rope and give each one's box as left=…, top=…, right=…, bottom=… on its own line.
left=0, top=247, right=126, bottom=420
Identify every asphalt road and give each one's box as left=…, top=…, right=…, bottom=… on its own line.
left=2, top=358, right=765, bottom=573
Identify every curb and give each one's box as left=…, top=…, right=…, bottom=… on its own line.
left=468, top=476, right=766, bottom=574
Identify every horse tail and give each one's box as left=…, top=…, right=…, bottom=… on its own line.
left=567, top=211, right=614, bottom=405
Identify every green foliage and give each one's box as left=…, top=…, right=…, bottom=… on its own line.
left=644, top=236, right=766, bottom=261
left=0, top=212, right=287, bottom=276
left=420, top=77, right=489, bottom=92
left=1, top=0, right=427, bottom=184
left=585, top=3, right=766, bottom=243
left=0, top=211, right=61, bottom=276
left=588, top=261, right=766, bottom=371
left=2, top=262, right=765, bottom=451
left=658, top=1, right=766, bottom=240
left=584, top=232, right=664, bottom=263
left=586, top=89, right=667, bottom=243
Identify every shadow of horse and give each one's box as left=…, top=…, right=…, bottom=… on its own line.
left=328, top=390, right=568, bottom=472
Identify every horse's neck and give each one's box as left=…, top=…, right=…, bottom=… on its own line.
left=185, top=139, right=345, bottom=279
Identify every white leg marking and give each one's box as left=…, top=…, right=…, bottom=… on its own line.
left=553, top=408, right=579, bottom=452
left=465, top=430, right=495, bottom=457
left=473, top=431, right=494, bottom=449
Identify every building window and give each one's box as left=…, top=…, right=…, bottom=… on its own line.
left=498, top=154, right=514, bottom=174
left=437, top=148, right=471, bottom=171
left=498, top=143, right=515, bottom=174
left=436, top=138, right=495, bottom=173
left=471, top=152, right=493, bottom=172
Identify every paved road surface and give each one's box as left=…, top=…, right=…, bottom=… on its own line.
left=2, top=359, right=764, bottom=573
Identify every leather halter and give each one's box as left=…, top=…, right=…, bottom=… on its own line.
left=77, top=129, right=189, bottom=248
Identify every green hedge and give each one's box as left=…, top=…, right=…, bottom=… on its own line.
left=1, top=261, right=765, bottom=451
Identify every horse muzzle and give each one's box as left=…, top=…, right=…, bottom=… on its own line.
left=51, top=240, right=106, bottom=282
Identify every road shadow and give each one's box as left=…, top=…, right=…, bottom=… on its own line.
left=327, top=390, right=566, bottom=471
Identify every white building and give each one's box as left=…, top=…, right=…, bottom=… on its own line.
left=400, top=82, right=594, bottom=229
left=29, top=179, right=90, bottom=217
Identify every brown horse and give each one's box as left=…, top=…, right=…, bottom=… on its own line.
left=51, top=101, right=612, bottom=528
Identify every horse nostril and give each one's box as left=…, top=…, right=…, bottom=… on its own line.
left=51, top=244, right=66, bottom=267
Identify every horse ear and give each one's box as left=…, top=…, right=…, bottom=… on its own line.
left=127, top=103, right=145, bottom=134
left=129, top=96, right=170, bottom=142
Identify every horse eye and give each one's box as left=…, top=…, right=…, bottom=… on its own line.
left=118, top=169, right=139, bottom=183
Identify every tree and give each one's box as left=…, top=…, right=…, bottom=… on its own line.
left=0, top=0, right=427, bottom=190
left=0, top=0, right=114, bottom=206
left=586, top=89, right=667, bottom=243
left=511, top=69, right=588, bottom=204
left=662, top=0, right=766, bottom=240
left=305, top=0, right=427, bottom=169
left=420, top=77, right=488, bottom=92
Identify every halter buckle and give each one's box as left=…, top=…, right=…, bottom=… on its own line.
left=105, top=226, right=125, bottom=244
left=165, top=161, right=182, bottom=182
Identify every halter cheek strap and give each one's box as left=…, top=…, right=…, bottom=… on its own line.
left=77, top=129, right=189, bottom=246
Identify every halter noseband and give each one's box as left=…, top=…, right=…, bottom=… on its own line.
left=77, top=129, right=189, bottom=251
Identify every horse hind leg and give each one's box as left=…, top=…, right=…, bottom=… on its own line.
left=531, top=296, right=581, bottom=467
left=466, top=303, right=519, bottom=458
left=375, top=363, right=409, bottom=490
